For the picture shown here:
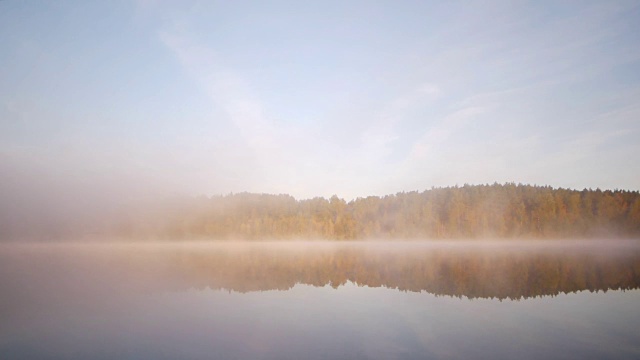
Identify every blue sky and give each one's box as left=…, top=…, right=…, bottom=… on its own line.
left=1, top=0, right=640, bottom=200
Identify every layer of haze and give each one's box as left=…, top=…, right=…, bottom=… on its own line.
left=2, top=1, right=640, bottom=223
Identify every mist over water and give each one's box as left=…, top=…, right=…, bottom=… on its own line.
left=1, top=241, right=639, bottom=359
left=2, top=1, right=640, bottom=358
left=3, top=182, right=639, bottom=241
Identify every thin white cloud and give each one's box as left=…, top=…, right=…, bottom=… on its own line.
left=4, top=1, right=639, bottom=202
left=357, top=82, right=442, bottom=162
left=159, top=30, right=277, bottom=150
left=409, top=106, right=488, bottom=161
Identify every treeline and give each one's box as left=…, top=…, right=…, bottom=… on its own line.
left=112, top=183, right=640, bottom=240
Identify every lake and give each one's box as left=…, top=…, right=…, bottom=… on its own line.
left=1, top=241, right=639, bottom=359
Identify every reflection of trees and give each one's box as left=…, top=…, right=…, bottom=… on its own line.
left=120, top=244, right=640, bottom=300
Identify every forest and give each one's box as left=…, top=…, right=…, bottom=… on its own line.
left=3, top=183, right=640, bottom=240
left=110, top=183, right=640, bottom=240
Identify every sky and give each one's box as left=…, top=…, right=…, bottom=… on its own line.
left=1, top=0, right=640, bottom=201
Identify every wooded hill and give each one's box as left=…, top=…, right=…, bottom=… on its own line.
left=113, top=183, right=640, bottom=240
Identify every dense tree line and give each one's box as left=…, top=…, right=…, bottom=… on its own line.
left=3, top=183, right=639, bottom=241
left=113, top=183, right=640, bottom=240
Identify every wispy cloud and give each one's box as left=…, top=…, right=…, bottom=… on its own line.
left=160, top=30, right=277, bottom=150
left=359, top=83, right=442, bottom=160
left=409, top=106, right=487, bottom=161
left=3, top=1, right=640, bottom=199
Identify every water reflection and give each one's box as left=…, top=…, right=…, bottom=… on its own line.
left=1, top=241, right=639, bottom=359
left=1, top=241, right=639, bottom=300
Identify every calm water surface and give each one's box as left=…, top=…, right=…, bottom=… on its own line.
left=1, top=241, right=639, bottom=359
